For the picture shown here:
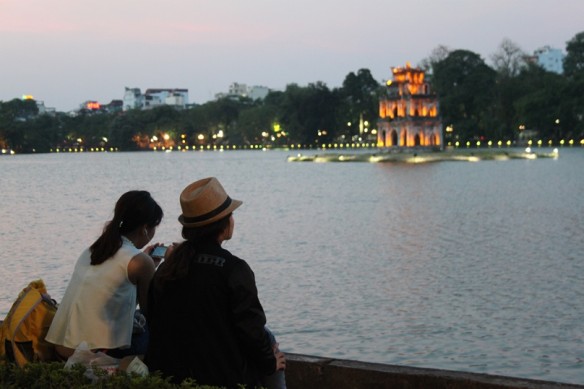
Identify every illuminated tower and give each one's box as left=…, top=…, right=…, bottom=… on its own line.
left=377, top=63, right=442, bottom=149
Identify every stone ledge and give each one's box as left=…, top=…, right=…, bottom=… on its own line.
left=285, top=353, right=583, bottom=389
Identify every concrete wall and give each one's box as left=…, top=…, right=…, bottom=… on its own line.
left=285, top=353, right=583, bottom=389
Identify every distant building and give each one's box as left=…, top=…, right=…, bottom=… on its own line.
left=80, top=101, right=101, bottom=112
left=69, top=99, right=122, bottom=116
left=529, top=46, right=565, bottom=74
left=19, top=96, right=56, bottom=117
left=249, top=85, right=269, bottom=101
left=229, top=82, right=249, bottom=97
left=377, top=63, right=443, bottom=149
left=215, top=83, right=270, bottom=101
left=35, top=100, right=56, bottom=116
left=123, top=87, right=144, bottom=111
left=144, top=88, right=189, bottom=109
left=123, top=87, right=188, bottom=111
left=103, top=99, right=123, bottom=114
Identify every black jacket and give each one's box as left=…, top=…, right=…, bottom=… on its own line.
left=145, top=241, right=276, bottom=388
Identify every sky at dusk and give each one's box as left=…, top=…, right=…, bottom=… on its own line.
left=1, top=0, right=582, bottom=112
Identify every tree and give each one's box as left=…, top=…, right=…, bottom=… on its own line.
left=0, top=98, right=39, bottom=123
left=204, top=97, right=245, bottom=145
left=277, top=82, right=338, bottom=145
left=563, top=31, right=584, bottom=77
left=0, top=99, right=40, bottom=152
left=19, top=115, right=62, bottom=152
left=432, top=50, right=497, bottom=141
left=109, top=110, right=144, bottom=150
left=488, top=39, right=529, bottom=140
left=514, top=64, right=566, bottom=141
left=237, top=104, right=278, bottom=145
left=418, top=45, right=451, bottom=73
left=491, top=38, right=527, bottom=78
left=563, top=31, right=584, bottom=139
left=338, top=69, right=381, bottom=140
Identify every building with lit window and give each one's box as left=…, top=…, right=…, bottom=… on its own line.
left=144, top=88, right=189, bottom=109
left=123, top=87, right=188, bottom=111
left=123, top=87, right=144, bottom=111
left=215, top=83, right=270, bottom=101
left=377, top=63, right=443, bottom=148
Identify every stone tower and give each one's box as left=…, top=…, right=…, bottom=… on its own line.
left=377, top=63, right=443, bottom=149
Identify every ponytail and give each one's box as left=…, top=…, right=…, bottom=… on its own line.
left=90, top=190, right=163, bottom=265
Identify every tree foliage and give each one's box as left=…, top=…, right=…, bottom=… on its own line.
left=563, top=31, right=584, bottom=77
left=337, top=69, right=381, bottom=141
left=432, top=50, right=497, bottom=141
left=491, top=38, right=527, bottom=78
left=419, top=45, right=451, bottom=74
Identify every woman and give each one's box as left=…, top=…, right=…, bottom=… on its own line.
left=46, top=190, right=164, bottom=359
left=146, top=177, right=285, bottom=388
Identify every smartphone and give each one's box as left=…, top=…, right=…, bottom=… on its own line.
left=151, top=245, right=168, bottom=259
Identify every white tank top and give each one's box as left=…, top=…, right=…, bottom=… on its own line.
left=46, top=238, right=140, bottom=350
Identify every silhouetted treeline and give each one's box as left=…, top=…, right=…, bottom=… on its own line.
left=1, top=32, right=583, bottom=153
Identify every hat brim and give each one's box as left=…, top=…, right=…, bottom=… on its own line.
left=178, top=199, right=242, bottom=228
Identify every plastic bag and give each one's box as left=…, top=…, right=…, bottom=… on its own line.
left=64, top=341, right=120, bottom=381
left=133, top=311, right=147, bottom=334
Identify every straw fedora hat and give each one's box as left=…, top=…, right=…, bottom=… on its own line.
left=178, top=177, right=242, bottom=228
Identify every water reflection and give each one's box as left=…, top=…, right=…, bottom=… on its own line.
left=0, top=149, right=583, bottom=384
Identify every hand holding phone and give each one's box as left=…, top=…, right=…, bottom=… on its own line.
left=151, top=245, right=168, bottom=259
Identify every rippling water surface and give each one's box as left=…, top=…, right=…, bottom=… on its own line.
left=1, top=148, right=583, bottom=384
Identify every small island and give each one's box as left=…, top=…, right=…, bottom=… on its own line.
left=287, top=148, right=559, bottom=163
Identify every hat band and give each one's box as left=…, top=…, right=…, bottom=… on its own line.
left=182, top=197, right=233, bottom=224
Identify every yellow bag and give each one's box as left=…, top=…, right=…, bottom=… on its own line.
left=0, top=280, right=58, bottom=366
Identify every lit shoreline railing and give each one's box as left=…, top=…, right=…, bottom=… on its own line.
left=2, top=138, right=582, bottom=155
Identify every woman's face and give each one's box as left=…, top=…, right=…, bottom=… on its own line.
left=136, top=225, right=156, bottom=248
left=147, top=225, right=156, bottom=242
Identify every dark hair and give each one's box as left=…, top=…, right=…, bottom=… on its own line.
left=90, top=190, right=163, bottom=265
left=153, top=214, right=231, bottom=287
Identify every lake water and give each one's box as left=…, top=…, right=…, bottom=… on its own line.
left=1, top=148, right=583, bottom=385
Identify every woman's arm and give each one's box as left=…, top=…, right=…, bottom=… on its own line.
left=127, top=252, right=156, bottom=314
